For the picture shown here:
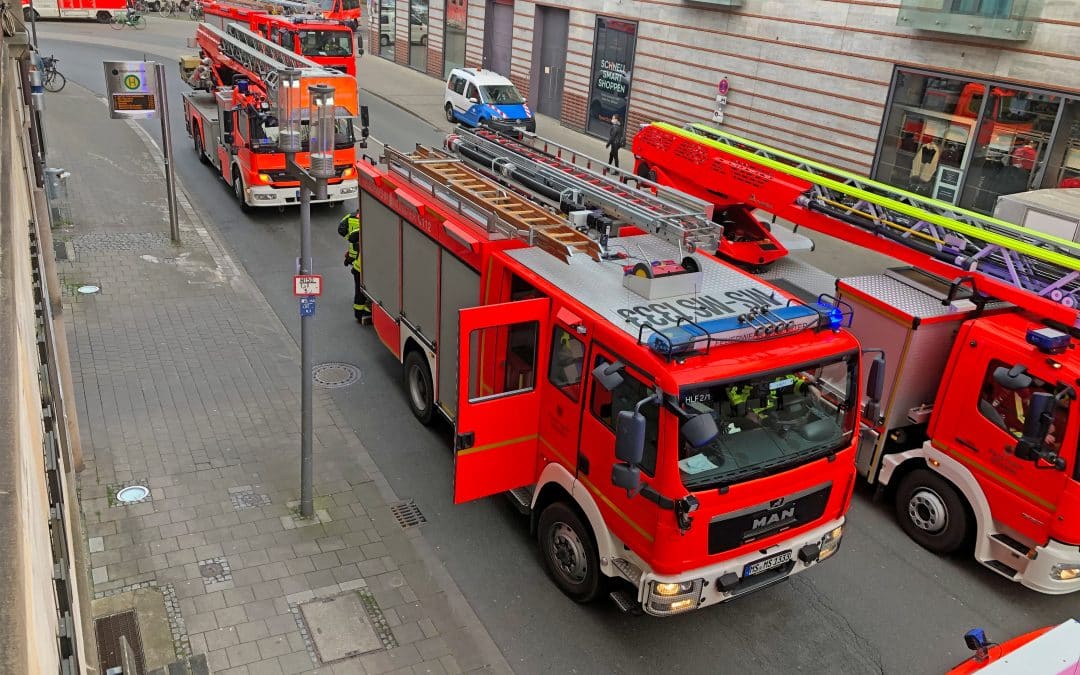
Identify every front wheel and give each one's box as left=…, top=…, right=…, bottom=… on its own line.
left=895, top=469, right=970, bottom=555
left=444, top=103, right=455, bottom=123
left=403, top=350, right=434, bottom=426
left=110, top=17, right=124, bottom=29
left=43, top=70, right=66, bottom=93
left=538, top=502, right=602, bottom=603
left=232, top=169, right=252, bottom=212
left=96, top=10, right=113, bottom=22
left=134, top=14, right=148, bottom=28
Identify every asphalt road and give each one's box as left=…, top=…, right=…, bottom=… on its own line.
left=38, top=20, right=1080, bottom=675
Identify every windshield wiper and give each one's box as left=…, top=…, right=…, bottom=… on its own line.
left=683, top=441, right=841, bottom=491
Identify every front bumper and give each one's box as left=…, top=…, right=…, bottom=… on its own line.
left=246, top=179, right=358, bottom=207
left=488, top=117, right=536, bottom=134
left=1017, top=538, right=1080, bottom=595
left=637, top=517, right=845, bottom=616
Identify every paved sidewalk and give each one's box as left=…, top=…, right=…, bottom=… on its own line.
left=48, top=82, right=510, bottom=675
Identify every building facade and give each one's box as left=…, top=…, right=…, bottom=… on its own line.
left=370, top=0, right=1079, bottom=216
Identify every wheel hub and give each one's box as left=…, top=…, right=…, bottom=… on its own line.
left=550, top=522, right=587, bottom=583
left=409, top=364, right=428, bottom=411
left=908, top=488, right=948, bottom=533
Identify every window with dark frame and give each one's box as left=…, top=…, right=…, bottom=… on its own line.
left=548, top=327, right=585, bottom=402
left=588, top=354, right=658, bottom=475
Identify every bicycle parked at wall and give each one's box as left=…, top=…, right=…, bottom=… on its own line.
left=110, top=9, right=147, bottom=28
left=188, top=0, right=202, bottom=21
left=1, top=1, right=19, bottom=37
left=158, top=0, right=190, bottom=17
left=41, top=55, right=65, bottom=93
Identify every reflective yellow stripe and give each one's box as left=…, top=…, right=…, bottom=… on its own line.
left=457, top=433, right=537, bottom=457
left=538, top=436, right=654, bottom=543
left=932, top=439, right=1054, bottom=511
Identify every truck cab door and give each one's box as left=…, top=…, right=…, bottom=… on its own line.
left=454, top=297, right=550, bottom=503
left=939, top=350, right=1071, bottom=542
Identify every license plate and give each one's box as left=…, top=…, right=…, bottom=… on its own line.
left=743, top=550, right=792, bottom=577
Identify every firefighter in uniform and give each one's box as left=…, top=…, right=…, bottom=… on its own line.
left=338, top=210, right=370, bottom=322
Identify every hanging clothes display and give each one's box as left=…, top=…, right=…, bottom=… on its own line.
left=910, top=141, right=942, bottom=184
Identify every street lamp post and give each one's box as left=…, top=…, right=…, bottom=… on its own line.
left=279, top=70, right=336, bottom=519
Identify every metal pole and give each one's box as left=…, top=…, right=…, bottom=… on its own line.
left=299, top=182, right=314, bottom=519
left=155, top=63, right=180, bottom=243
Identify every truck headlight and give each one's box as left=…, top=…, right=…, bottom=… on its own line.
left=818, top=525, right=843, bottom=562
left=257, top=173, right=272, bottom=184
left=648, top=579, right=703, bottom=616
left=1051, top=563, right=1080, bottom=581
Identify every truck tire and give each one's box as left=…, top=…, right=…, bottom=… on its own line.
left=538, top=502, right=602, bottom=603
left=404, top=350, right=434, bottom=426
left=895, top=470, right=970, bottom=555
left=232, top=168, right=252, bottom=213
left=96, top=10, right=113, bottom=22
left=194, top=129, right=210, bottom=166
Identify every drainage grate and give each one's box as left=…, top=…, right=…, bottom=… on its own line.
left=73, top=231, right=172, bottom=251
left=95, top=610, right=146, bottom=675
left=198, top=557, right=232, bottom=587
left=312, top=362, right=361, bottom=389
left=390, top=500, right=427, bottom=529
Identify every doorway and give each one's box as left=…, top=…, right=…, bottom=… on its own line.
left=482, top=0, right=512, bottom=75
left=531, top=6, right=568, bottom=118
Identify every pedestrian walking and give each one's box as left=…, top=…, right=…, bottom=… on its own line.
left=605, top=114, right=625, bottom=169
left=337, top=210, right=371, bottom=323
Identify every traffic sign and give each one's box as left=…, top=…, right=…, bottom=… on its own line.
left=294, top=274, right=323, bottom=296
left=103, top=61, right=158, bottom=119
left=299, top=297, right=317, bottom=317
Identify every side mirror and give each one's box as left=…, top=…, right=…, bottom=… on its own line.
left=614, top=410, right=645, bottom=465
left=1016, top=391, right=1054, bottom=460
left=356, top=34, right=364, bottom=56
left=611, top=463, right=640, bottom=494
left=592, top=360, right=624, bottom=391
left=866, top=356, right=885, bottom=404
left=681, top=413, right=719, bottom=449
left=468, top=97, right=478, bottom=104
left=360, top=105, right=370, bottom=139
left=993, top=364, right=1032, bottom=391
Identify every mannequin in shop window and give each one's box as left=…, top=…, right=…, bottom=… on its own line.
left=910, top=138, right=941, bottom=193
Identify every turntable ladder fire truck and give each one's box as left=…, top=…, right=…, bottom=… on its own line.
left=634, top=121, right=1080, bottom=594
left=354, top=142, right=874, bottom=614
left=181, top=22, right=359, bottom=209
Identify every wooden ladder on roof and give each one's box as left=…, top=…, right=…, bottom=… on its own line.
left=390, top=145, right=601, bottom=263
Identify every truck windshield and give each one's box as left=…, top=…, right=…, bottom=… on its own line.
left=248, top=109, right=356, bottom=152
left=481, top=85, right=524, bottom=105
left=300, top=30, right=353, bottom=56
left=677, top=355, right=857, bottom=490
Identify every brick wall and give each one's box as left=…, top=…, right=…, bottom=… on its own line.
left=427, top=48, right=444, bottom=79
left=561, top=90, right=587, bottom=131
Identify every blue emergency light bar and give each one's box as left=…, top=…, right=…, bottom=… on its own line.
left=1026, top=327, right=1070, bottom=354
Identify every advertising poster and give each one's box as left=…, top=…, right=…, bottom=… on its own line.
left=586, top=17, right=638, bottom=138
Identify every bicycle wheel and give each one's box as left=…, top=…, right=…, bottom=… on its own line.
left=110, top=16, right=124, bottom=28
left=134, top=14, right=147, bottom=28
left=43, top=70, right=66, bottom=93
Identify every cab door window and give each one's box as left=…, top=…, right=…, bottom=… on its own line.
left=468, top=321, right=539, bottom=401
left=589, top=355, right=659, bottom=474
left=548, top=327, right=585, bottom=402
left=978, top=359, right=1070, bottom=452
left=465, top=83, right=479, bottom=102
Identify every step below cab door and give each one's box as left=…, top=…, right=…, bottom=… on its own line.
left=454, top=297, right=550, bottom=503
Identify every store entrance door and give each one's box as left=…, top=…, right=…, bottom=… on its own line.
left=482, top=0, right=513, bottom=76
left=533, top=6, right=568, bottom=118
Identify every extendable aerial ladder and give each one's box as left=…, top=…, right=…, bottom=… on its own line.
left=445, top=127, right=724, bottom=256
left=636, top=121, right=1080, bottom=327
left=194, top=21, right=328, bottom=90
left=382, top=144, right=602, bottom=263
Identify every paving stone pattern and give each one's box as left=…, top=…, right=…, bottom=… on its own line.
left=48, top=83, right=509, bottom=674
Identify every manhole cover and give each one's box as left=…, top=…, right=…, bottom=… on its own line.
left=239, top=493, right=264, bottom=507
left=299, top=593, right=383, bottom=662
left=77, top=285, right=100, bottom=295
left=390, top=500, right=427, bottom=529
left=115, top=485, right=149, bottom=503
left=313, top=362, right=360, bottom=389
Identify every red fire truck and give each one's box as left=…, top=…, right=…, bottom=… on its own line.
left=203, top=0, right=361, bottom=25
left=203, top=4, right=357, bottom=75
left=180, top=22, right=359, bottom=209
left=353, top=136, right=876, bottom=614
left=21, top=0, right=125, bottom=22
left=633, top=121, right=1080, bottom=594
